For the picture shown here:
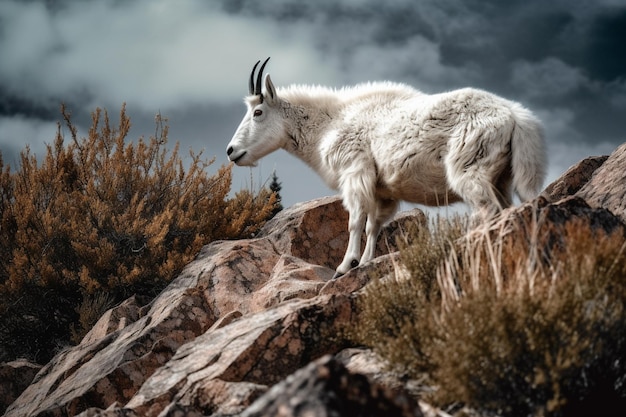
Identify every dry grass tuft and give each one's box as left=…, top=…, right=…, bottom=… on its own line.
left=351, top=206, right=626, bottom=416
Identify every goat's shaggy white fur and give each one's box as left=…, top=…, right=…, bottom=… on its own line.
left=227, top=69, right=546, bottom=276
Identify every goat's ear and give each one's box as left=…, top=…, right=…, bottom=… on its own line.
left=264, top=74, right=277, bottom=104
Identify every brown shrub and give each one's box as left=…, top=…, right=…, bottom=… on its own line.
left=351, top=211, right=626, bottom=416
left=0, top=105, right=278, bottom=363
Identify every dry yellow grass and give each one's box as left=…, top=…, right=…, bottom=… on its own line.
left=352, top=206, right=626, bottom=416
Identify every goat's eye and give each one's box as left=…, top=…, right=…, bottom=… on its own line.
left=253, top=109, right=263, bottom=117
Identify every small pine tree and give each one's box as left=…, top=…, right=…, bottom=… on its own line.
left=269, top=170, right=283, bottom=216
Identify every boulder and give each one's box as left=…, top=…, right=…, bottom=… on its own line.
left=239, top=354, right=423, bottom=417
left=542, top=142, right=626, bottom=223
left=0, top=359, right=42, bottom=415
left=541, top=155, right=608, bottom=202
left=124, top=294, right=354, bottom=416
left=336, top=348, right=423, bottom=400
left=80, top=295, right=148, bottom=345
left=4, top=283, right=215, bottom=417
left=259, top=196, right=426, bottom=270
left=576, top=142, right=626, bottom=222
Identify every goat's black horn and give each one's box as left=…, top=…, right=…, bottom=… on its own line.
left=249, top=60, right=261, bottom=95
left=255, top=57, right=271, bottom=96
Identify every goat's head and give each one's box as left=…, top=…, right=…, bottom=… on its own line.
left=227, top=57, right=285, bottom=166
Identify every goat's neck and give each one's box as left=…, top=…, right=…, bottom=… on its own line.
left=280, top=101, right=335, bottom=173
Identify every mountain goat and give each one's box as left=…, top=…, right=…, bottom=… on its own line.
left=227, top=58, right=546, bottom=277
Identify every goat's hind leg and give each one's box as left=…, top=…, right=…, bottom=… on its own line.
left=452, top=170, right=512, bottom=227
left=445, top=144, right=512, bottom=222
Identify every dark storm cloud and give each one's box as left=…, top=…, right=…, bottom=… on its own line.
left=583, top=9, right=626, bottom=81
left=0, top=87, right=58, bottom=120
left=0, top=0, right=625, bottom=207
left=215, top=0, right=626, bottom=91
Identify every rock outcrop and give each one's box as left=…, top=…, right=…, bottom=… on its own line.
left=4, top=143, right=626, bottom=417
left=0, top=360, right=41, bottom=415
left=3, top=197, right=425, bottom=417
left=238, top=355, right=422, bottom=417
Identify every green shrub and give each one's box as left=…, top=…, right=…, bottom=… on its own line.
left=0, top=105, right=278, bottom=363
left=351, top=213, right=626, bottom=416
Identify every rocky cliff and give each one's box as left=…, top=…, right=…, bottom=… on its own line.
left=3, top=143, right=626, bottom=417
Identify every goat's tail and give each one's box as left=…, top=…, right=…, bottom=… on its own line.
left=509, top=103, right=547, bottom=202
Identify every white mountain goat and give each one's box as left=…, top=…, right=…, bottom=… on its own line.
left=226, top=58, right=547, bottom=277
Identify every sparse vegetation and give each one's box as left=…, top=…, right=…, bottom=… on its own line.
left=0, top=105, right=278, bottom=363
left=351, top=209, right=626, bottom=416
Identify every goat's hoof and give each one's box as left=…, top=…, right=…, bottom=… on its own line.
left=332, top=259, right=360, bottom=279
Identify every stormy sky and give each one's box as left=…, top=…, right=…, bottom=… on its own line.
left=1, top=0, right=625, bottom=210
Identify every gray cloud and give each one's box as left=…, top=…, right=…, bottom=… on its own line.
left=0, top=0, right=334, bottom=111
left=511, top=58, right=590, bottom=99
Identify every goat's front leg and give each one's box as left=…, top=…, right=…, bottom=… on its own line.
left=360, top=198, right=399, bottom=265
left=334, top=205, right=366, bottom=279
